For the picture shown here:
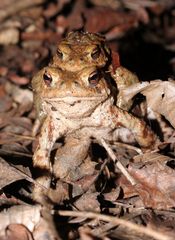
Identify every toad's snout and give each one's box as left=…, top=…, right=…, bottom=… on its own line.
left=57, top=79, right=82, bottom=94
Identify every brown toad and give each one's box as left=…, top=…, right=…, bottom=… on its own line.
left=51, top=31, right=139, bottom=110
left=32, top=65, right=156, bottom=203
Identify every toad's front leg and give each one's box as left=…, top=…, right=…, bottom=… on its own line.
left=111, top=66, right=139, bottom=111
left=33, top=116, right=66, bottom=204
left=110, top=106, right=157, bottom=148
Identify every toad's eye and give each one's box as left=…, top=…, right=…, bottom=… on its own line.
left=88, top=71, right=99, bottom=87
left=43, top=71, right=52, bottom=87
left=91, top=47, right=100, bottom=60
left=57, top=48, right=63, bottom=59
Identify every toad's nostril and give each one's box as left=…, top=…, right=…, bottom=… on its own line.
left=69, top=57, right=75, bottom=64
left=60, top=81, right=64, bottom=86
left=59, top=81, right=65, bottom=88
left=73, top=81, right=80, bottom=87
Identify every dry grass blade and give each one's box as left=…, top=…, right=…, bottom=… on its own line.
left=57, top=210, right=173, bottom=240
left=101, top=139, right=137, bottom=185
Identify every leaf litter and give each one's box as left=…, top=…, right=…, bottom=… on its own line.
left=0, top=0, right=175, bottom=240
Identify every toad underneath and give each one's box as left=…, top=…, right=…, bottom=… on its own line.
left=32, top=62, right=156, bottom=203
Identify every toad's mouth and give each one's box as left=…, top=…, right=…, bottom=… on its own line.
left=43, top=95, right=109, bottom=117
left=43, top=95, right=107, bottom=104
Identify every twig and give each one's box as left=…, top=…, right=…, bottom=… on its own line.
left=112, top=142, right=143, bottom=154
left=0, top=149, right=32, bottom=158
left=101, top=139, right=136, bottom=185
left=7, top=132, right=35, bottom=140
left=57, top=210, right=173, bottom=240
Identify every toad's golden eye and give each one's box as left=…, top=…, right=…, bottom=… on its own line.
left=88, top=71, right=99, bottom=87
left=43, top=71, right=52, bottom=87
left=57, top=48, right=63, bottom=59
left=91, top=46, right=101, bottom=60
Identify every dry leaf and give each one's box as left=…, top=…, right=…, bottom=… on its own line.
left=133, top=152, right=170, bottom=163
left=0, top=157, right=31, bottom=188
left=128, top=153, right=175, bottom=209
left=85, top=7, right=137, bottom=34
left=74, top=192, right=100, bottom=212
left=5, top=82, right=33, bottom=115
left=5, top=224, right=33, bottom=240
left=0, top=205, right=41, bottom=234
left=79, top=226, right=95, bottom=240
left=141, top=80, right=175, bottom=128
left=120, top=79, right=175, bottom=128
left=0, top=95, right=12, bottom=113
left=0, top=28, right=19, bottom=45
left=118, top=81, right=149, bottom=104
left=33, top=208, right=61, bottom=240
left=8, top=73, right=30, bottom=85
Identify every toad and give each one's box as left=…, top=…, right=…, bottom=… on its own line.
left=32, top=65, right=156, bottom=203
left=50, top=31, right=139, bottom=110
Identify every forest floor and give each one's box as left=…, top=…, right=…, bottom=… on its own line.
left=0, top=1, right=175, bottom=240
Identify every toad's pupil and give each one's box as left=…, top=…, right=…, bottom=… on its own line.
left=43, top=73, right=52, bottom=86
left=57, top=49, right=63, bottom=59
left=88, top=72, right=99, bottom=87
left=91, top=47, right=100, bottom=60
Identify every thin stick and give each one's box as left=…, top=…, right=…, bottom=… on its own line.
left=57, top=210, right=173, bottom=240
left=112, top=142, right=143, bottom=154
left=7, top=132, right=35, bottom=140
left=101, top=139, right=136, bottom=185
left=0, top=149, right=32, bottom=158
